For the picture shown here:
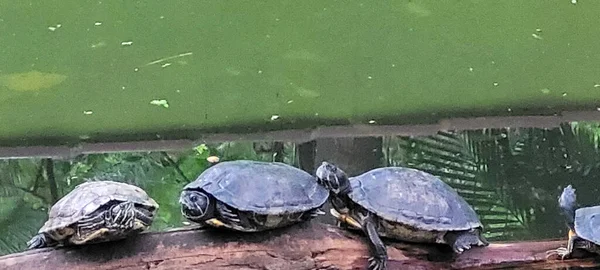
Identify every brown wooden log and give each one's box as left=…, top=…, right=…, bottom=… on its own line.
left=0, top=222, right=598, bottom=270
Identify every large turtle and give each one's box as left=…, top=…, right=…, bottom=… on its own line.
left=27, top=180, right=159, bottom=249
left=179, top=160, right=328, bottom=232
left=315, top=162, right=488, bottom=270
left=546, top=185, right=600, bottom=258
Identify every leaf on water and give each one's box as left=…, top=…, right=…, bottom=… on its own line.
left=0, top=71, right=67, bottom=91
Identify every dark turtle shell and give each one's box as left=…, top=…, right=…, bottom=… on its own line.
left=349, top=167, right=482, bottom=231
left=183, top=160, right=328, bottom=215
left=39, top=181, right=158, bottom=234
left=574, top=206, right=600, bottom=245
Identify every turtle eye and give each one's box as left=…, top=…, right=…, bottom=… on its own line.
left=190, top=195, right=198, bottom=202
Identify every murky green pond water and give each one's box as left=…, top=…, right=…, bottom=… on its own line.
left=1, top=1, right=600, bottom=145
left=2, top=1, right=600, bottom=269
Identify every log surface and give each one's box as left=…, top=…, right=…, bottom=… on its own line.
left=0, top=222, right=598, bottom=270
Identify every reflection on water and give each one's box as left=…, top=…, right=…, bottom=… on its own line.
left=1, top=122, right=600, bottom=265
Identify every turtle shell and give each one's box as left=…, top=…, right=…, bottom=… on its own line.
left=39, top=181, right=158, bottom=234
left=183, top=160, right=328, bottom=215
left=574, top=205, right=600, bottom=245
left=349, top=167, right=483, bottom=231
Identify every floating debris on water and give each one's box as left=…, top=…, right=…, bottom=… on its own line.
left=0, top=71, right=67, bottom=91
left=493, top=82, right=499, bottom=86
left=47, top=23, right=62, bottom=32
left=83, top=110, right=93, bottom=115
left=207, top=156, right=220, bottom=163
left=90, top=41, right=107, bottom=48
left=121, top=41, right=133, bottom=46
left=541, top=88, right=550, bottom=94
left=295, top=86, right=321, bottom=98
left=405, top=2, right=432, bottom=17
left=368, top=120, right=376, bottom=124
left=287, top=100, right=294, bottom=104
left=150, top=99, right=169, bottom=108
left=145, top=52, right=193, bottom=66
left=161, top=63, right=172, bottom=68
left=270, top=115, right=280, bottom=121
left=94, top=22, right=102, bottom=26
left=225, top=67, right=241, bottom=76
left=532, top=33, right=543, bottom=40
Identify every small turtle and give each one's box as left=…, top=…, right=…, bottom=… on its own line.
left=27, top=180, right=159, bottom=249
left=546, top=185, right=600, bottom=259
left=179, top=160, right=328, bottom=232
left=316, top=162, right=488, bottom=270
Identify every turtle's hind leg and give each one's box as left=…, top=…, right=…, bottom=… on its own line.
left=444, top=229, right=488, bottom=254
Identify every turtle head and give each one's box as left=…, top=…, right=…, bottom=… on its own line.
left=316, top=161, right=351, bottom=195
left=558, top=185, right=577, bottom=230
left=179, top=189, right=215, bottom=223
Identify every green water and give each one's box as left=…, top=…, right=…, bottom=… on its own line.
left=1, top=1, right=599, bottom=144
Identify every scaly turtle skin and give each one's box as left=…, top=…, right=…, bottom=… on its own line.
left=316, top=162, right=488, bottom=270
left=27, top=180, right=158, bottom=249
left=546, top=185, right=600, bottom=259
left=179, top=160, right=328, bottom=232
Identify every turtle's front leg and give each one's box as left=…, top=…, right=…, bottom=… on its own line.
left=105, top=201, right=136, bottom=230
left=132, top=207, right=155, bottom=230
left=27, top=233, right=56, bottom=249
left=546, top=229, right=578, bottom=259
left=210, top=202, right=249, bottom=231
left=358, top=211, right=387, bottom=270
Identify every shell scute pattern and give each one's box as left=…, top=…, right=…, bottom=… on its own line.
left=575, top=205, right=600, bottom=245
left=185, top=161, right=328, bottom=215
left=349, top=167, right=481, bottom=231
left=40, top=181, right=157, bottom=233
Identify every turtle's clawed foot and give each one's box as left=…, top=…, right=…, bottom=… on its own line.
left=26, top=234, right=48, bottom=249
left=448, top=230, right=485, bottom=254
left=545, top=247, right=570, bottom=260
left=368, top=256, right=387, bottom=270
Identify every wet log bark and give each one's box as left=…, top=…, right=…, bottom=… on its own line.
left=0, top=222, right=597, bottom=270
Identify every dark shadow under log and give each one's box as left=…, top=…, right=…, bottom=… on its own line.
left=0, top=222, right=598, bottom=270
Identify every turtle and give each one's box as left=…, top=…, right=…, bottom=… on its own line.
left=546, top=185, right=600, bottom=259
left=315, top=162, right=488, bottom=270
left=27, top=180, right=159, bottom=249
left=179, top=160, right=328, bottom=232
